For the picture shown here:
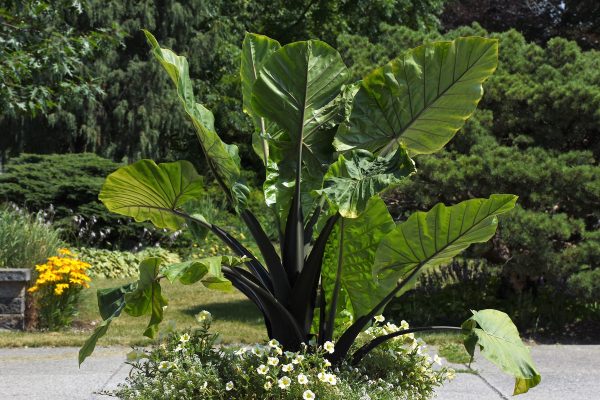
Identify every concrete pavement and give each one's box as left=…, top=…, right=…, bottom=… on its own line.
left=0, top=345, right=598, bottom=399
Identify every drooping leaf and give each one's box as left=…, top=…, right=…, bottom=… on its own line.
left=374, top=194, right=517, bottom=295
left=321, top=198, right=396, bottom=321
left=123, top=258, right=168, bottom=339
left=144, top=30, right=248, bottom=210
left=99, top=160, right=203, bottom=230
left=335, top=37, right=498, bottom=156
left=163, top=256, right=234, bottom=291
left=462, top=309, right=541, bottom=395
left=317, top=148, right=415, bottom=218
left=241, top=33, right=281, bottom=164
left=78, top=304, right=124, bottom=366
left=97, top=283, right=134, bottom=320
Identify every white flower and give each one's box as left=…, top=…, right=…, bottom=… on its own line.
left=326, top=373, right=337, bottom=386
left=317, top=372, right=327, bottom=382
left=179, top=333, right=190, bottom=343
left=257, top=364, right=269, bottom=375
left=158, top=361, right=172, bottom=371
left=264, top=381, right=272, bottom=390
left=174, top=344, right=183, bottom=352
left=225, top=381, right=234, bottom=391
left=195, top=310, right=212, bottom=322
left=374, top=315, right=385, bottom=323
left=252, top=347, right=263, bottom=356
left=268, top=339, right=280, bottom=348
left=446, top=369, right=456, bottom=380
left=201, top=381, right=208, bottom=389
left=267, top=356, right=279, bottom=366
left=278, top=376, right=291, bottom=389
left=433, top=354, right=442, bottom=366
left=323, top=359, right=331, bottom=368
left=282, top=363, right=294, bottom=372
left=293, top=355, right=304, bottom=364
left=323, top=341, right=335, bottom=354
left=400, top=320, right=409, bottom=330
left=297, top=373, right=309, bottom=384
left=284, top=351, right=295, bottom=359
left=303, top=389, right=316, bottom=400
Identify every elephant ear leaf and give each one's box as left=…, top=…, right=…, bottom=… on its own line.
left=241, top=33, right=281, bottom=164
left=144, top=30, right=248, bottom=210
left=162, top=256, right=233, bottom=292
left=335, top=36, right=498, bottom=156
left=374, top=194, right=517, bottom=295
left=462, top=309, right=542, bottom=395
left=317, top=148, right=415, bottom=218
left=99, top=159, right=203, bottom=230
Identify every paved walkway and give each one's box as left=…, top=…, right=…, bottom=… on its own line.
left=0, top=345, right=598, bottom=399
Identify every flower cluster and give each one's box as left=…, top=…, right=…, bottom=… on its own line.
left=112, top=312, right=453, bottom=400
left=28, top=248, right=91, bottom=295
left=28, top=248, right=92, bottom=330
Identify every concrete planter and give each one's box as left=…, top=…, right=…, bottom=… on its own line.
left=0, top=269, right=31, bottom=330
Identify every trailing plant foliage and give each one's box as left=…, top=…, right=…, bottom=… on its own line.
left=81, top=32, right=541, bottom=394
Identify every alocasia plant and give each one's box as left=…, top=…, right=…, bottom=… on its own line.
left=80, top=32, right=541, bottom=395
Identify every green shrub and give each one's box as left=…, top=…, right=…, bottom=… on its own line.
left=0, top=205, right=63, bottom=269
left=76, top=247, right=181, bottom=279
left=0, top=153, right=190, bottom=250
left=109, top=313, right=452, bottom=400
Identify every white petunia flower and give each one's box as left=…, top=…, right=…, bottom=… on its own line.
left=326, top=373, right=337, bottom=386
left=264, top=381, right=272, bottom=390
left=282, top=363, right=294, bottom=372
left=323, top=341, right=335, bottom=354
left=252, top=347, right=263, bottom=356
left=433, top=354, right=442, bottom=365
left=400, top=320, right=409, bottom=330
left=293, top=355, right=304, bottom=364
left=179, top=333, right=191, bottom=343
left=323, top=359, right=331, bottom=368
left=268, top=339, right=280, bottom=348
left=303, top=389, right=316, bottom=400
left=278, top=376, right=291, bottom=389
left=174, top=344, right=183, bottom=352
left=317, top=371, right=327, bottom=382
left=297, top=373, right=309, bottom=384
left=235, top=348, right=247, bottom=357
left=225, top=381, right=234, bottom=391
left=257, top=364, right=269, bottom=375
left=195, top=310, right=212, bottom=322
left=374, top=315, right=385, bottom=323
left=267, top=356, right=279, bottom=366
left=158, top=361, right=172, bottom=371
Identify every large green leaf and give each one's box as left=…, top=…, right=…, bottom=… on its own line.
left=99, top=159, right=203, bottom=230
left=462, top=309, right=541, bottom=395
left=241, top=33, right=281, bottom=164
left=335, top=37, right=498, bottom=156
left=322, top=197, right=396, bottom=320
left=144, top=30, right=248, bottom=210
left=374, top=194, right=517, bottom=294
left=251, top=39, right=349, bottom=173
left=317, top=148, right=415, bottom=218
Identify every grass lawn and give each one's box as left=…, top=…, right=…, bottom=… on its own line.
left=0, top=278, right=468, bottom=363
left=0, top=278, right=268, bottom=348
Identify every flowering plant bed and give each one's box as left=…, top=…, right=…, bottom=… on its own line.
left=109, top=312, right=452, bottom=400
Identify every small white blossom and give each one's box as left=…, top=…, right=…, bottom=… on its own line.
left=225, top=381, right=234, bottom=391
left=268, top=339, right=280, bottom=348
left=158, top=361, right=172, bottom=371
left=282, top=363, right=294, bottom=372
left=317, top=372, right=327, bottom=382
left=278, top=376, right=291, bottom=389
left=195, top=310, right=212, bottom=323
left=323, top=341, right=335, bottom=354
left=323, top=359, right=331, bottom=368
left=257, top=364, right=269, bottom=375
left=374, top=315, right=385, bottom=323
left=303, top=389, right=316, bottom=400
left=326, top=373, right=337, bottom=386
left=235, top=348, right=247, bottom=357
left=179, top=333, right=190, bottom=343
left=264, top=381, right=272, bottom=390
left=267, top=356, right=279, bottom=366
left=433, top=354, right=442, bottom=365
left=293, top=355, right=305, bottom=364
left=297, top=373, right=309, bottom=384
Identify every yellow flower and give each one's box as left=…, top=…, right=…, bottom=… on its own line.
left=58, top=248, right=73, bottom=256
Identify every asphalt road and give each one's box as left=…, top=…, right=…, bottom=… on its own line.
left=0, top=345, right=598, bottom=399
